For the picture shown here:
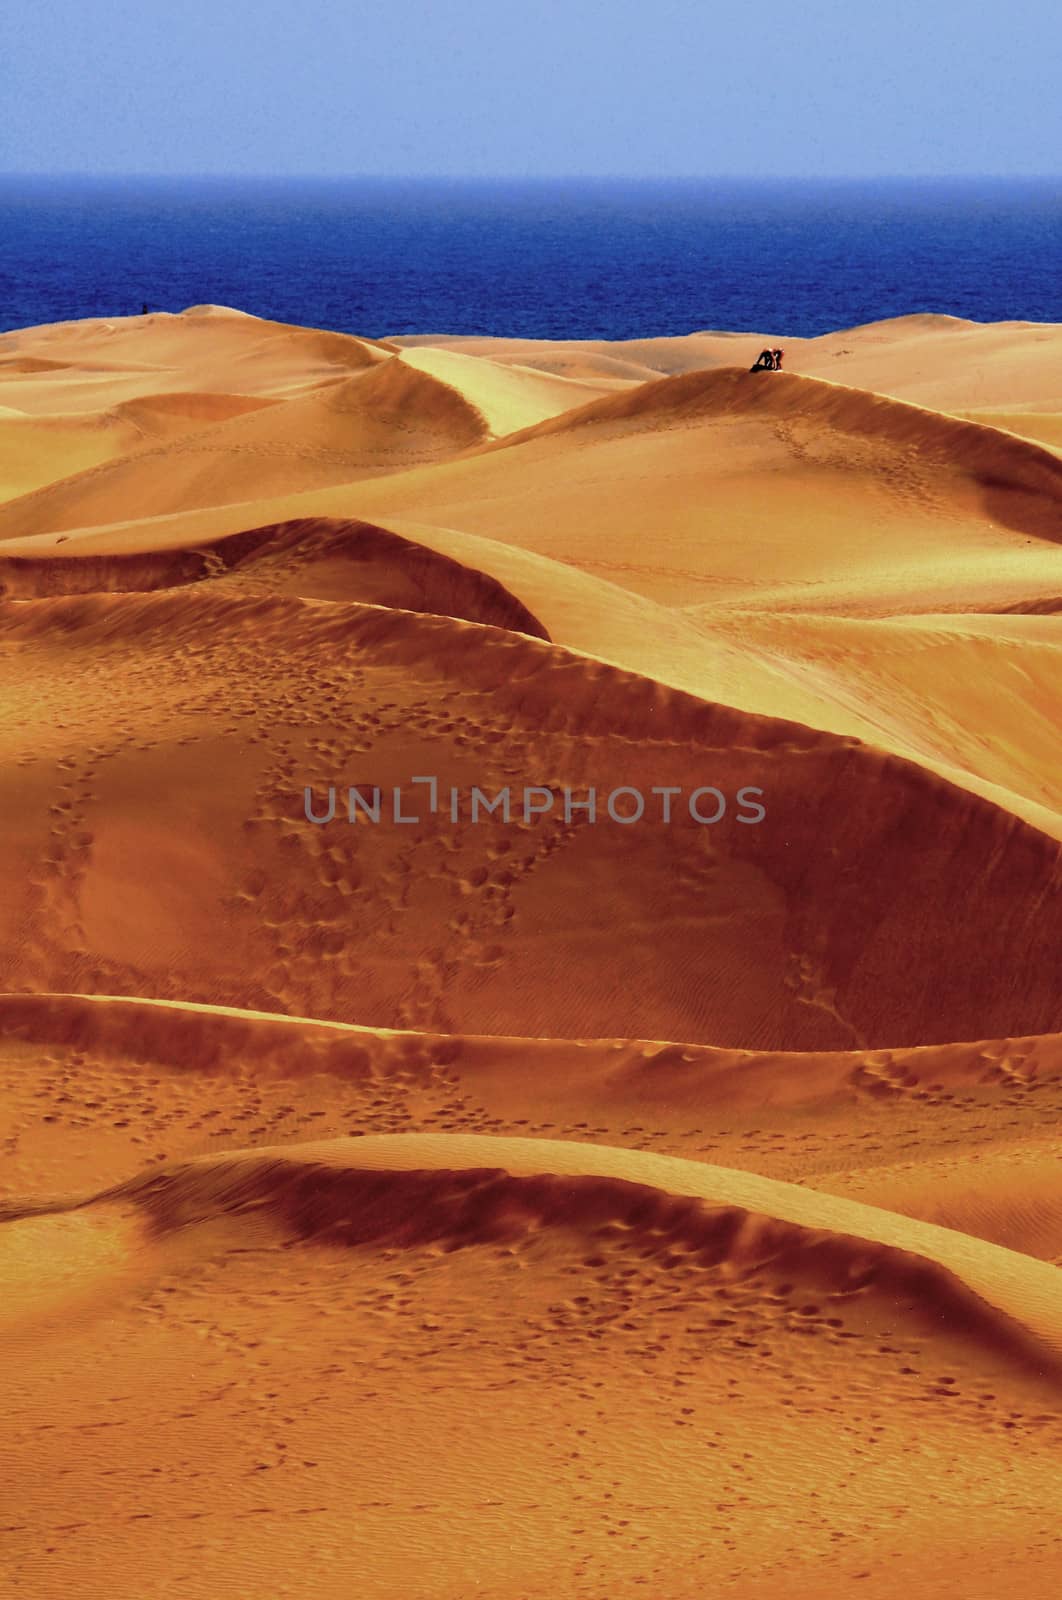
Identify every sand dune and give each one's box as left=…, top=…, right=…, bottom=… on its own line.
left=3, top=1125, right=1060, bottom=1598
left=0, top=515, right=551, bottom=635
left=394, top=327, right=767, bottom=382
left=11, top=1131, right=1062, bottom=1376
left=1, top=508, right=1059, bottom=840
left=403, top=314, right=1062, bottom=415
left=2, top=584, right=1061, bottom=1049
left=333, top=367, right=1062, bottom=616
left=489, top=365, right=1062, bottom=527
left=2, top=989, right=1060, bottom=1236
left=0, top=308, right=393, bottom=422
left=0, top=329, right=622, bottom=538
left=683, top=607, right=1062, bottom=828
left=2, top=308, right=1061, bottom=1600
left=819, top=1146, right=1062, bottom=1263
left=0, top=391, right=282, bottom=502
left=0, top=357, right=496, bottom=536
left=798, top=314, right=1062, bottom=412
left=958, top=409, right=1062, bottom=451
left=397, top=344, right=616, bottom=432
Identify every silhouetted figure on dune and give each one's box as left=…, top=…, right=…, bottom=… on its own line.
left=749, top=348, right=775, bottom=372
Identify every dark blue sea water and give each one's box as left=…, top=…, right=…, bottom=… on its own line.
left=2, top=176, right=1061, bottom=341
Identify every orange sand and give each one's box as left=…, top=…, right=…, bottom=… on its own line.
left=1, top=306, right=1061, bottom=1599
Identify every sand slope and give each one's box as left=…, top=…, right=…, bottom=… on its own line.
left=4, top=990, right=1060, bottom=1223
left=336, top=367, right=1062, bottom=611
left=3, top=585, right=1061, bottom=1049
left=3, top=1123, right=1061, bottom=1599
left=0, top=357, right=495, bottom=533
left=0, top=312, right=618, bottom=530
left=5, top=505, right=1058, bottom=838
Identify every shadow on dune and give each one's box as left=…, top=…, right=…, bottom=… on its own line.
left=6, top=1134, right=1061, bottom=1388
left=0, top=515, right=551, bottom=639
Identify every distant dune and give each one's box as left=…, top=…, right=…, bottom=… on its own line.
left=1, top=307, right=1061, bottom=1599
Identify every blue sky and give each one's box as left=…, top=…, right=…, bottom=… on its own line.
left=4, top=0, right=1061, bottom=176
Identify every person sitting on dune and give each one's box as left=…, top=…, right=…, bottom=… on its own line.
left=772, top=348, right=784, bottom=369
left=749, top=348, right=775, bottom=372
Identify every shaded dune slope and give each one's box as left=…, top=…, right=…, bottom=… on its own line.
left=8, top=1131, right=1062, bottom=1387
left=4, top=990, right=1060, bottom=1117
left=0, top=515, right=550, bottom=638
left=1, top=588, right=1060, bottom=1048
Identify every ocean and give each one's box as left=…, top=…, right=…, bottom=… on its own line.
left=2, top=175, right=1061, bottom=340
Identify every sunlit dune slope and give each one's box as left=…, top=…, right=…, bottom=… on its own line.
left=397, top=344, right=616, bottom=432
left=485, top=363, right=1062, bottom=506
left=404, top=314, right=1062, bottom=415
left=818, top=1145, right=1062, bottom=1264
left=2, top=509, right=1059, bottom=836
left=393, top=328, right=756, bottom=382
left=798, top=314, right=1062, bottom=412
left=2, top=587, right=1060, bottom=1049
left=958, top=410, right=1062, bottom=452
left=0, top=391, right=281, bottom=501
left=0, top=305, right=395, bottom=415
left=334, top=367, right=1062, bottom=613
left=681, top=607, right=1062, bottom=827
left=0, top=357, right=500, bottom=534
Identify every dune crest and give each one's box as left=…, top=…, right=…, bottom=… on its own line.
left=486, top=365, right=1062, bottom=540
left=0, top=515, right=551, bottom=635
left=3, top=580, right=1062, bottom=1052
left=8, top=1132, right=1061, bottom=1381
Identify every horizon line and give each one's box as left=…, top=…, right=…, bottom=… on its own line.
left=3, top=170, right=1062, bottom=183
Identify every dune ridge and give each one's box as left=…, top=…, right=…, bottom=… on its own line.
left=3, top=495, right=1057, bottom=833
left=0, top=356, right=501, bottom=537
left=484, top=366, right=1062, bottom=540
left=4, top=988, right=1060, bottom=1106
left=7, top=1132, right=1062, bottom=1384
left=0, top=515, right=551, bottom=637
left=3, top=582, right=1061, bottom=1050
